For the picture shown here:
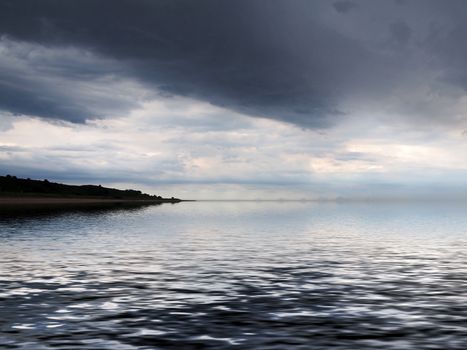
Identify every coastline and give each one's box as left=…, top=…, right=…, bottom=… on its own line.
left=0, top=196, right=183, bottom=207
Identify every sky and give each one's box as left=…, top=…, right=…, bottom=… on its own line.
left=2, top=0, right=467, bottom=199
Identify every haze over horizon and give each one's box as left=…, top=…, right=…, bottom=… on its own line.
left=2, top=0, right=467, bottom=200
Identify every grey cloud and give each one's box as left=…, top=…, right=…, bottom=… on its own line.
left=0, top=146, right=186, bottom=186
left=0, top=0, right=399, bottom=127
left=1, top=1, right=467, bottom=128
left=0, top=38, right=148, bottom=122
left=0, top=163, right=144, bottom=185
left=0, top=145, right=26, bottom=152
left=389, top=20, right=412, bottom=45
left=333, top=1, right=359, bottom=13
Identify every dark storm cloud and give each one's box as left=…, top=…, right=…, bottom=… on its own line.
left=333, top=1, right=359, bottom=14
left=0, top=75, right=94, bottom=123
left=0, top=0, right=377, bottom=126
left=1, top=0, right=467, bottom=127
left=423, top=3, right=467, bottom=93
left=389, top=20, right=412, bottom=45
left=0, top=37, right=149, bottom=123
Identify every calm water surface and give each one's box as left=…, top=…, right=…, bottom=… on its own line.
left=1, top=201, right=467, bottom=349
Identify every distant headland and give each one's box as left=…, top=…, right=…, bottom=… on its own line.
left=0, top=175, right=184, bottom=207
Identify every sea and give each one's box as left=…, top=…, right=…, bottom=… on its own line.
left=1, top=200, right=467, bottom=349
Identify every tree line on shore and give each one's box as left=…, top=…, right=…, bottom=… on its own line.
left=0, top=175, right=177, bottom=200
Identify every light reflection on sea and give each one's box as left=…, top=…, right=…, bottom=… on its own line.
left=1, top=201, right=467, bottom=349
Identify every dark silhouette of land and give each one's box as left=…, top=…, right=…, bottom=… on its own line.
left=0, top=175, right=183, bottom=208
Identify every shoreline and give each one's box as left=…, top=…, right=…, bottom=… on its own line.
left=0, top=197, right=183, bottom=207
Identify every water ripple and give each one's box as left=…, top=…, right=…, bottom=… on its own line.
left=1, top=201, right=467, bottom=349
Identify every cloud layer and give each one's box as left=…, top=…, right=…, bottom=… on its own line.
left=2, top=1, right=467, bottom=198
left=2, top=0, right=467, bottom=128
left=2, top=95, right=467, bottom=199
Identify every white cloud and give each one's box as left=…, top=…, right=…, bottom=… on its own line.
left=3, top=91, right=467, bottom=199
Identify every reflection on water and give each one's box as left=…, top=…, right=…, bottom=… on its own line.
left=0, top=201, right=166, bottom=218
left=1, top=201, right=467, bottom=349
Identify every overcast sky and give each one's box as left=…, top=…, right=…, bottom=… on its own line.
left=2, top=0, right=467, bottom=199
